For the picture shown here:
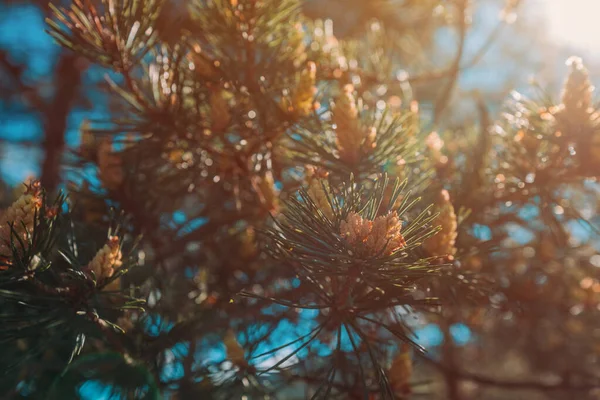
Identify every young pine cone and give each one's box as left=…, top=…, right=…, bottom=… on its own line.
left=340, top=211, right=406, bottom=258
left=253, top=172, right=280, bottom=213
left=555, top=57, right=600, bottom=175
left=0, top=180, right=43, bottom=259
left=305, top=166, right=334, bottom=219
left=88, top=236, right=123, bottom=289
left=284, top=61, right=317, bottom=118
left=561, top=56, right=593, bottom=120
left=423, top=189, right=458, bottom=260
left=333, top=85, right=376, bottom=164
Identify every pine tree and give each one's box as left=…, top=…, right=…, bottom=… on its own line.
left=0, top=0, right=599, bottom=399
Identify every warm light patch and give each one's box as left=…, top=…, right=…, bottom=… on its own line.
left=542, top=0, right=600, bottom=54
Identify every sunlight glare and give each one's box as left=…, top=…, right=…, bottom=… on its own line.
left=542, top=0, right=600, bottom=54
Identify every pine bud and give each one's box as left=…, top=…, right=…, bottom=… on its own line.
left=88, top=236, right=122, bottom=286
left=340, top=211, right=406, bottom=257
left=556, top=58, right=600, bottom=175
left=0, top=180, right=43, bottom=258
left=334, top=85, right=358, bottom=125
left=285, top=61, right=317, bottom=118
left=561, top=56, right=593, bottom=119
left=333, top=85, right=375, bottom=164
left=423, top=190, right=458, bottom=260
left=340, top=212, right=372, bottom=246
left=305, top=166, right=333, bottom=219
left=367, top=212, right=407, bottom=254
left=11, top=175, right=36, bottom=199
left=97, top=138, right=124, bottom=191
left=210, top=88, right=231, bottom=133
left=254, top=172, right=279, bottom=213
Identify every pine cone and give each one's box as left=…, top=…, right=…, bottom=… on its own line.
left=340, top=211, right=406, bottom=257
left=286, top=61, right=317, bottom=118
left=561, top=56, right=593, bottom=120
left=333, top=85, right=375, bottom=164
left=423, top=189, right=457, bottom=260
left=340, top=212, right=372, bottom=246
left=253, top=172, right=280, bottom=213
left=0, top=180, right=43, bottom=259
left=88, top=236, right=123, bottom=287
left=305, top=167, right=334, bottom=219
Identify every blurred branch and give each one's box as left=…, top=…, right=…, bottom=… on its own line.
left=433, top=0, right=468, bottom=125
left=340, top=6, right=509, bottom=102
left=0, top=50, right=45, bottom=110
left=441, top=319, right=462, bottom=400
left=458, top=92, right=492, bottom=210
left=41, top=52, right=86, bottom=192
left=423, top=356, right=600, bottom=392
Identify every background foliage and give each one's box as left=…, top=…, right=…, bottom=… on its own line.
left=0, top=0, right=600, bottom=399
